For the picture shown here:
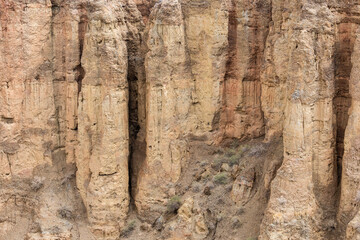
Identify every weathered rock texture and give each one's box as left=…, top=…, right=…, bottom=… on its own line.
left=2, top=0, right=360, bottom=239
left=1, top=0, right=143, bottom=239
left=133, top=0, right=193, bottom=219
left=259, top=1, right=360, bottom=240
left=133, top=0, right=229, bottom=220
left=220, top=0, right=270, bottom=140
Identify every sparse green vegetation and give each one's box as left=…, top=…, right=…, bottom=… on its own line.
left=225, top=148, right=237, bottom=157
left=166, top=195, right=181, bottom=213
left=212, top=157, right=226, bottom=171
left=214, top=173, right=229, bottom=184
left=212, top=143, right=250, bottom=169
left=228, top=154, right=240, bottom=166
left=238, top=144, right=250, bottom=154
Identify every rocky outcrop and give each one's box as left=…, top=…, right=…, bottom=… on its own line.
left=1, top=0, right=143, bottom=239
left=133, top=0, right=193, bottom=219
left=259, top=1, right=338, bottom=239
left=220, top=0, right=271, bottom=140
left=2, top=0, right=360, bottom=239
left=133, top=0, right=229, bottom=220
left=76, top=1, right=131, bottom=237
left=259, top=1, right=360, bottom=240
left=181, top=0, right=228, bottom=134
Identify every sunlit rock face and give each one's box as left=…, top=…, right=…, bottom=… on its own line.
left=1, top=0, right=360, bottom=239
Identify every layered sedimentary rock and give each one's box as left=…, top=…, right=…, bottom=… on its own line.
left=181, top=0, right=228, bottom=134
left=1, top=0, right=143, bottom=239
left=75, top=1, right=130, bottom=237
left=0, top=1, right=86, bottom=239
left=259, top=1, right=338, bottom=239
left=132, top=0, right=230, bottom=219
left=133, top=0, right=193, bottom=219
left=220, top=0, right=271, bottom=140
left=0, top=0, right=55, bottom=181
left=259, top=1, right=360, bottom=240
left=3, top=0, right=360, bottom=239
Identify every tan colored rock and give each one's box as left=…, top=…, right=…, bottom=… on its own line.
left=134, top=0, right=230, bottom=220
left=178, top=197, right=194, bottom=221
left=0, top=2, right=58, bottom=237
left=133, top=0, right=192, bottom=219
left=0, top=0, right=143, bottom=239
left=0, top=0, right=55, bottom=179
left=168, top=197, right=209, bottom=239
left=75, top=1, right=143, bottom=238
left=260, top=1, right=338, bottom=239
left=346, top=211, right=360, bottom=240
left=231, top=169, right=255, bottom=206
left=4, top=0, right=360, bottom=239
left=182, top=0, right=228, bottom=134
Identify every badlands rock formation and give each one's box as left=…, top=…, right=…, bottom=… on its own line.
left=1, top=0, right=360, bottom=239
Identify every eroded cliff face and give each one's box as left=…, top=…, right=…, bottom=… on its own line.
left=1, top=0, right=360, bottom=239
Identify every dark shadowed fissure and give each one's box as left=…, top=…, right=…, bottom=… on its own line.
left=333, top=19, right=356, bottom=236
left=127, top=35, right=143, bottom=209
left=76, top=10, right=87, bottom=94
left=334, top=24, right=353, bottom=179
left=128, top=66, right=140, bottom=207
left=334, top=22, right=354, bottom=194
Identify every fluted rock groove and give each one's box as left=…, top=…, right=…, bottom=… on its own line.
left=1, top=1, right=360, bottom=239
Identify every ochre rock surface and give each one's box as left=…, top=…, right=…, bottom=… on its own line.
left=1, top=0, right=360, bottom=239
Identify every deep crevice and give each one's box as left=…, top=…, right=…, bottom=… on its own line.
left=126, top=34, right=143, bottom=210
left=128, top=71, right=139, bottom=208
left=333, top=20, right=356, bottom=237
left=74, top=64, right=85, bottom=94
left=334, top=22, right=355, bottom=188
left=1, top=116, right=14, bottom=124
left=76, top=11, right=88, bottom=94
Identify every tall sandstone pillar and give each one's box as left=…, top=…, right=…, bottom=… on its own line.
left=134, top=0, right=193, bottom=219
left=75, top=0, right=143, bottom=238
left=133, top=0, right=229, bottom=220
left=260, top=1, right=338, bottom=239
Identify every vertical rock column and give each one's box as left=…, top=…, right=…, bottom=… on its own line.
left=75, top=1, right=131, bottom=238
left=134, top=0, right=193, bottom=219
left=260, top=0, right=290, bottom=141
left=181, top=0, right=228, bottom=134
left=51, top=0, right=84, bottom=166
left=133, top=0, right=230, bottom=220
left=0, top=0, right=55, bottom=179
left=0, top=1, right=62, bottom=237
left=260, top=2, right=337, bottom=239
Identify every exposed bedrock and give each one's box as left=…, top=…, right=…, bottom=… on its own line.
left=220, top=0, right=271, bottom=140
left=260, top=1, right=360, bottom=240
left=132, top=0, right=229, bottom=220
left=2, top=0, right=360, bottom=239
